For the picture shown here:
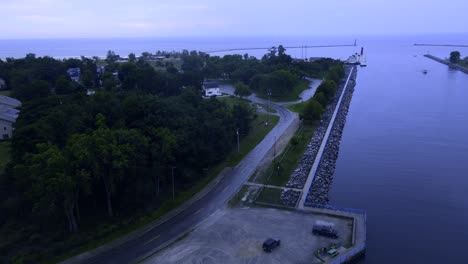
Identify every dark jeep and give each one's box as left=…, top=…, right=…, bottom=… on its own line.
left=262, top=238, right=281, bottom=252
left=312, top=225, right=339, bottom=239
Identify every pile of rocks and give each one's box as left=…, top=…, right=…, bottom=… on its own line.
left=280, top=189, right=301, bottom=207
left=279, top=67, right=356, bottom=207
left=306, top=70, right=357, bottom=204
left=284, top=69, right=350, bottom=190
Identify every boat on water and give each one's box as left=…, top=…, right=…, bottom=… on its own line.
left=423, top=70, right=428, bottom=74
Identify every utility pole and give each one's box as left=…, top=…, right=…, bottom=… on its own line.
left=171, top=166, right=176, bottom=201
left=236, top=128, right=240, bottom=153
left=274, top=135, right=276, bottom=160
left=266, top=88, right=272, bottom=126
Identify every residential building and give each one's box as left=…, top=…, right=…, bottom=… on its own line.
left=67, top=68, right=81, bottom=83
left=203, top=80, right=222, bottom=97
left=0, top=95, right=21, bottom=139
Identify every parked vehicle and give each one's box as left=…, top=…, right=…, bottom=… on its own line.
left=262, top=238, right=281, bottom=252
left=327, top=248, right=339, bottom=257
left=312, top=225, right=339, bottom=238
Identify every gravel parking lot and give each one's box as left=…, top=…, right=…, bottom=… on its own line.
left=144, top=207, right=353, bottom=264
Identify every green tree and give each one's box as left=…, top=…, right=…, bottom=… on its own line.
left=234, top=82, right=251, bottom=98
left=314, top=91, right=327, bottom=106
left=102, top=71, right=118, bottom=91
left=27, top=143, right=84, bottom=233
left=316, top=80, right=337, bottom=101
left=80, top=69, right=94, bottom=87
left=106, top=50, right=118, bottom=64
left=87, top=114, right=138, bottom=217
left=232, top=102, right=254, bottom=136
left=326, top=70, right=340, bottom=84
left=118, top=62, right=138, bottom=90
left=55, top=75, right=74, bottom=95
left=128, top=53, right=137, bottom=63
left=450, top=51, right=461, bottom=63
left=148, top=127, right=176, bottom=196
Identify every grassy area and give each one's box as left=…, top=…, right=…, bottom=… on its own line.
left=50, top=109, right=279, bottom=264
left=254, top=123, right=316, bottom=187
left=0, top=141, right=11, bottom=173
left=287, top=101, right=307, bottom=113
left=217, top=96, right=277, bottom=114
left=257, top=79, right=309, bottom=102
left=255, top=188, right=283, bottom=205
left=216, top=96, right=250, bottom=107
left=254, top=103, right=277, bottom=113
left=0, top=90, right=12, bottom=97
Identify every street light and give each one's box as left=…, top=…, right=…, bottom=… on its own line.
left=266, top=88, right=272, bottom=126
left=236, top=128, right=240, bottom=153
left=274, top=135, right=276, bottom=160
left=171, top=166, right=176, bottom=201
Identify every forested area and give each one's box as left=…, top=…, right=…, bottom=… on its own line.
left=203, top=45, right=341, bottom=99
left=0, top=46, right=341, bottom=263
left=301, top=64, right=345, bottom=122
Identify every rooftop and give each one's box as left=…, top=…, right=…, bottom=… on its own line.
left=0, top=105, right=19, bottom=122
left=0, top=95, right=21, bottom=108
left=203, top=81, right=219, bottom=89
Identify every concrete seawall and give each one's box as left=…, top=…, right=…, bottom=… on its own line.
left=424, top=54, right=468, bottom=74
left=305, top=68, right=357, bottom=205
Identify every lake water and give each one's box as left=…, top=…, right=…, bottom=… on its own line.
left=328, top=37, right=468, bottom=263
left=1, top=34, right=468, bottom=263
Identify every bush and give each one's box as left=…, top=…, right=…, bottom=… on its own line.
left=303, top=99, right=324, bottom=122
left=314, top=92, right=327, bottom=106
left=290, top=136, right=299, bottom=147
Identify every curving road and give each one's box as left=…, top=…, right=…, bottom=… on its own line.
left=63, top=86, right=302, bottom=264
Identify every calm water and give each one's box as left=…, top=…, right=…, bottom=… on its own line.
left=328, top=38, right=468, bottom=263
left=1, top=35, right=468, bottom=263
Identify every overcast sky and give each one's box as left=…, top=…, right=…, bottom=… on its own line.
left=1, top=0, right=467, bottom=39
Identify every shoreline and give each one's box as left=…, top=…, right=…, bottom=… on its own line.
left=306, top=68, right=357, bottom=204
left=281, top=67, right=357, bottom=207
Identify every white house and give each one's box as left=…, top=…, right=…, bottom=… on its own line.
left=66, top=68, right=81, bottom=83
left=0, top=95, right=21, bottom=139
left=203, top=81, right=222, bottom=97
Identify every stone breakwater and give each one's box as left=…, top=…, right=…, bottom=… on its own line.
left=279, top=189, right=301, bottom=207
left=283, top=68, right=352, bottom=190
left=424, top=54, right=468, bottom=74
left=306, top=69, right=357, bottom=204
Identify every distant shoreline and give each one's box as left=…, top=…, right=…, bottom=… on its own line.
left=415, top=44, right=468, bottom=47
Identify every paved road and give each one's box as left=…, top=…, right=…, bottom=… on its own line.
left=64, top=89, right=296, bottom=264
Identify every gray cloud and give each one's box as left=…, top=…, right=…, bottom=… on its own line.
left=0, top=0, right=467, bottom=39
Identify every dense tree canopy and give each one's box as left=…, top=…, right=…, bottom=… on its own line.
left=450, top=51, right=461, bottom=63
left=0, top=48, right=341, bottom=262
